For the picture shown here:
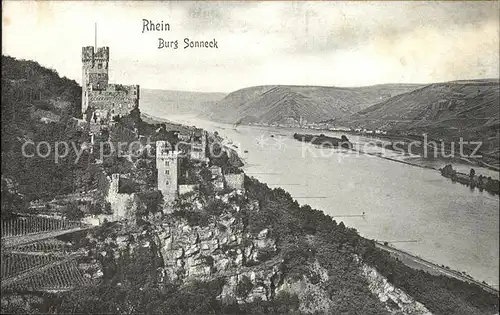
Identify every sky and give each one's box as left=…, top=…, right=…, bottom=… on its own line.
left=2, top=1, right=499, bottom=93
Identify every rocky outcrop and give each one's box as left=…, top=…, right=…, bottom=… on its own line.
left=154, top=213, right=277, bottom=284
left=84, top=182, right=441, bottom=314
left=361, top=264, right=433, bottom=315
left=276, top=261, right=333, bottom=314
left=219, top=261, right=283, bottom=304
left=135, top=190, right=282, bottom=303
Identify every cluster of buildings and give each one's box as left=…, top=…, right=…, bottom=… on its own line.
left=81, top=42, right=244, bottom=222
left=353, top=128, right=387, bottom=135
left=103, top=128, right=244, bottom=221
left=247, top=119, right=388, bottom=136
left=156, top=131, right=245, bottom=203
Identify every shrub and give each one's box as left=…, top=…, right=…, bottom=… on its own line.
left=205, top=198, right=228, bottom=216
left=255, top=247, right=275, bottom=262
left=172, top=210, right=209, bottom=227
left=236, top=275, right=254, bottom=298
left=88, top=203, right=103, bottom=215
left=65, top=202, right=84, bottom=220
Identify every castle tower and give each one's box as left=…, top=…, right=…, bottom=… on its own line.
left=156, top=141, right=180, bottom=202
left=82, top=46, right=110, bottom=117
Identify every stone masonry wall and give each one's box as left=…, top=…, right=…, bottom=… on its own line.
left=88, top=84, right=139, bottom=122
left=105, top=174, right=139, bottom=222
left=224, top=173, right=245, bottom=191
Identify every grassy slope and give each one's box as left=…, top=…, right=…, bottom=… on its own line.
left=207, top=84, right=423, bottom=124
left=343, top=79, right=500, bottom=156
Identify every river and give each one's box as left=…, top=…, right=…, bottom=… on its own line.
left=146, top=112, right=500, bottom=288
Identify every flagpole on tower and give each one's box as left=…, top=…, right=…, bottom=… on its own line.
left=94, top=22, right=97, bottom=50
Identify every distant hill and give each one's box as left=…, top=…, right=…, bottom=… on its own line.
left=140, top=88, right=226, bottom=118
left=205, top=84, right=423, bottom=124
left=339, top=79, right=500, bottom=156
left=140, top=112, right=195, bottom=134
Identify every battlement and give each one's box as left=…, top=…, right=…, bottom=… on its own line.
left=82, top=46, right=109, bottom=62
left=95, top=47, right=109, bottom=60
left=156, top=141, right=180, bottom=158
left=157, top=150, right=182, bottom=161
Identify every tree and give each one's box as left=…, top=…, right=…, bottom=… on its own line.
left=469, top=168, right=476, bottom=178
left=89, top=203, right=103, bottom=216
left=65, top=202, right=84, bottom=220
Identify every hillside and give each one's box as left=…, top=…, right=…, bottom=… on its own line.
left=2, top=56, right=499, bottom=315
left=1, top=55, right=81, bottom=124
left=1, top=55, right=87, bottom=201
left=340, top=79, right=500, bottom=157
left=140, top=88, right=226, bottom=118
left=205, top=84, right=423, bottom=125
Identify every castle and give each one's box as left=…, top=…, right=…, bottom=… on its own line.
left=80, top=37, right=241, bottom=209
left=154, top=129, right=245, bottom=203
left=81, top=45, right=140, bottom=123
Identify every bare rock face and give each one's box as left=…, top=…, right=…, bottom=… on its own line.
left=145, top=199, right=283, bottom=303
left=219, top=262, right=283, bottom=304
left=276, top=261, right=333, bottom=314
left=90, top=193, right=290, bottom=306
left=154, top=213, right=278, bottom=284
left=361, top=264, right=433, bottom=315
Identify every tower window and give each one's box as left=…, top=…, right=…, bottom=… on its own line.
left=164, top=170, right=170, bottom=175
left=165, top=181, right=170, bottom=186
left=98, top=63, right=102, bottom=69
left=164, top=161, right=169, bottom=167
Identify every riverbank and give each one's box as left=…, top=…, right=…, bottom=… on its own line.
left=440, top=164, right=500, bottom=195
left=290, top=129, right=500, bottom=182
left=344, top=131, right=500, bottom=172
left=247, top=122, right=500, bottom=172
left=375, top=241, right=499, bottom=295
left=144, top=113, right=500, bottom=287
left=291, top=131, right=439, bottom=170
